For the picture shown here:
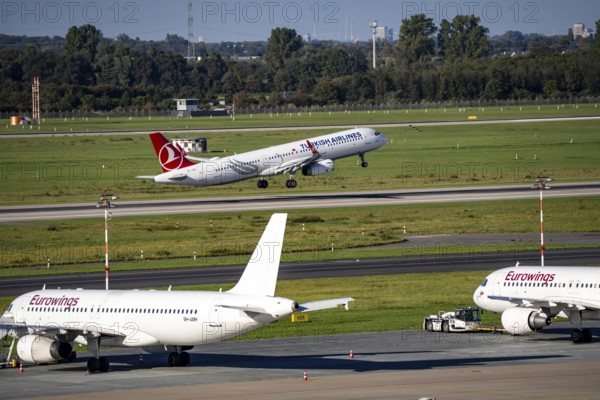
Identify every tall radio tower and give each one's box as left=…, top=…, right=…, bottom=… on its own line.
left=32, top=76, right=40, bottom=125
left=187, top=0, right=195, bottom=60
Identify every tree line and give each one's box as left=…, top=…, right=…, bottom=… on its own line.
left=1, top=16, right=599, bottom=113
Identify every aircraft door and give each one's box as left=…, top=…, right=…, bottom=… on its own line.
left=15, top=296, right=31, bottom=323
left=492, top=272, right=506, bottom=297
left=209, top=299, right=222, bottom=328
left=364, top=131, right=373, bottom=145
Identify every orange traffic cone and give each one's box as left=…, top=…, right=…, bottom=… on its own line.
left=303, top=370, right=308, bottom=381
left=349, top=349, right=354, bottom=359
left=18, top=362, right=24, bottom=373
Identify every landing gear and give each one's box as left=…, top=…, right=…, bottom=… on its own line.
left=87, top=356, right=109, bottom=373
left=85, top=334, right=109, bottom=373
left=257, top=179, right=268, bottom=189
left=358, top=153, right=368, bottom=168
left=285, top=179, right=297, bottom=188
left=571, top=328, right=593, bottom=344
left=168, top=351, right=190, bottom=367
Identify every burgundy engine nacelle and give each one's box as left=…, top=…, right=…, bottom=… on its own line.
left=501, top=307, right=551, bottom=335
left=301, top=159, right=334, bottom=176
left=17, top=335, right=72, bottom=364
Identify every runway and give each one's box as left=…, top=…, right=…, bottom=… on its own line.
left=2, top=323, right=599, bottom=399
left=1, top=182, right=599, bottom=222
left=3, top=115, right=600, bottom=138
left=1, top=246, right=599, bottom=297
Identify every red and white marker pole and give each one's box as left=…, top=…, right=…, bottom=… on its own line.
left=539, top=179, right=545, bottom=267
left=98, top=192, right=118, bottom=290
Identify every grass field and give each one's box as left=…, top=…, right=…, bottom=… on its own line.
left=0, top=197, right=598, bottom=273
left=0, top=107, right=598, bottom=339
left=1, top=118, right=599, bottom=205
left=1, top=103, right=599, bottom=135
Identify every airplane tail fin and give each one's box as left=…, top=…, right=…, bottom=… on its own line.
left=228, top=213, right=287, bottom=297
left=149, top=132, right=196, bottom=173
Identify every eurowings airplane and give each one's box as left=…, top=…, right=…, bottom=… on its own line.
left=474, top=266, right=600, bottom=343
left=138, top=127, right=387, bottom=188
left=0, top=214, right=353, bottom=372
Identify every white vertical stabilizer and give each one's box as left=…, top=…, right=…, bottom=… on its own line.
left=228, top=213, right=287, bottom=296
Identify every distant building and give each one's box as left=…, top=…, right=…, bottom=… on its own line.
left=303, top=33, right=312, bottom=42
left=573, top=22, right=591, bottom=39
left=375, top=26, right=394, bottom=43
left=173, top=137, right=207, bottom=153
left=174, top=98, right=199, bottom=117
left=173, top=98, right=228, bottom=117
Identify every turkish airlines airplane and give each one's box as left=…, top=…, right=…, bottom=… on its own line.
left=138, top=127, right=388, bottom=188
left=474, top=265, right=600, bottom=343
left=0, top=214, right=353, bottom=372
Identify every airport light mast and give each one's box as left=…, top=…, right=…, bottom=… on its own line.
left=370, top=20, right=378, bottom=69
left=535, top=176, right=552, bottom=267
left=97, top=192, right=118, bottom=290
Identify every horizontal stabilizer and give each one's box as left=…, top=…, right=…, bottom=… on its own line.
left=186, top=155, right=221, bottom=162
left=298, top=297, right=354, bottom=312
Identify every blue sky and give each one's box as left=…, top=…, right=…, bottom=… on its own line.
left=1, top=1, right=598, bottom=42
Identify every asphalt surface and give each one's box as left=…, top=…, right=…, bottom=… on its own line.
left=1, top=246, right=598, bottom=297
left=3, top=115, right=600, bottom=138
left=2, top=323, right=599, bottom=399
left=1, top=182, right=599, bottom=222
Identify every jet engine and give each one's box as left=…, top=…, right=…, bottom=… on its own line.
left=302, top=159, right=334, bottom=176
left=17, top=335, right=73, bottom=364
left=501, top=308, right=551, bottom=335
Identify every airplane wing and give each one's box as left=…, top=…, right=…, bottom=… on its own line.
left=260, top=140, right=321, bottom=177
left=298, top=297, right=354, bottom=312
left=488, top=295, right=600, bottom=313
left=0, top=318, right=159, bottom=347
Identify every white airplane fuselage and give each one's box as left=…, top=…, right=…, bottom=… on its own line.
left=473, top=266, right=600, bottom=339
left=9, top=289, right=295, bottom=347
left=153, top=127, right=387, bottom=186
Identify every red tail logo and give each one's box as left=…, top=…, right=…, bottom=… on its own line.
left=149, top=132, right=196, bottom=172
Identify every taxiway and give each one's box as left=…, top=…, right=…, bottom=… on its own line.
left=1, top=323, right=598, bottom=399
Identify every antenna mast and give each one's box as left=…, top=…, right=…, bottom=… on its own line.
left=32, top=76, right=40, bottom=125
left=187, top=0, right=195, bottom=60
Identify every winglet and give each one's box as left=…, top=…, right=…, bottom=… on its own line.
left=228, top=214, right=287, bottom=297
left=149, top=132, right=196, bottom=172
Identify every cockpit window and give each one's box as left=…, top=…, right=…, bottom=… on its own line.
left=480, top=278, right=488, bottom=287
left=6, top=303, right=13, bottom=312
